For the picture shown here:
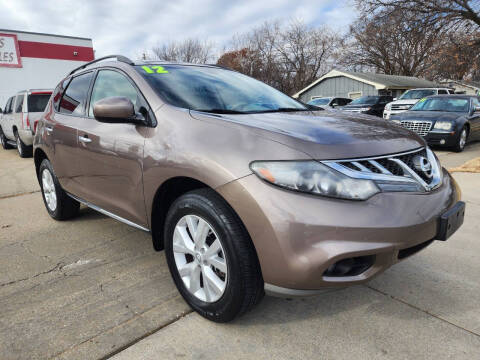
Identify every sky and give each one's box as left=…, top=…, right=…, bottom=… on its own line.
left=0, top=0, right=356, bottom=60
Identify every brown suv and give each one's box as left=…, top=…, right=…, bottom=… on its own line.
left=33, top=55, right=465, bottom=322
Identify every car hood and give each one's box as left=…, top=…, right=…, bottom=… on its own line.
left=191, top=110, right=424, bottom=160
left=342, top=103, right=375, bottom=109
left=392, top=111, right=464, bottom=123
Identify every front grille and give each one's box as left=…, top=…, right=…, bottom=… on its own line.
left=322, top=147, right=442, bottom=192
left=391, top=104, right=411, bottom=110
left=399, top=121, right=432, bottom=136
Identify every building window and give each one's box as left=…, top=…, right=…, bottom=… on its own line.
left=348, top=91, right=362, bottom=99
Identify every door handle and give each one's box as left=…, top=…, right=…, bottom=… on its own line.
left=78, top=135, right=92, bottom=144
left=45, top=126, right=53, bottom=134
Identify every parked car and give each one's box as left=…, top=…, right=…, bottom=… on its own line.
left=383, top=88, right=454, bottom=119
left=390, top=95, right=480, bottom=152
left=0, top=89, right=53, bottom=157
left=307, top=97, right=352, bottom=109
left=341, top=95, right=393, bottom=117
left=34, top=56, right=464, bottom=322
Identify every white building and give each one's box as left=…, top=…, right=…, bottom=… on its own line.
left=0, top=29, right=94, bottom=109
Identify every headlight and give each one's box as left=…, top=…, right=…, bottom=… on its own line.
left=391, top=119, right=401, bottom=124
left=250, top=161, right=380, bottom=200
left=434, top=121, right=453, bottom=131
left=385, top=103, right=392, bottom=111
left=359, top=107, right=371, bottom=112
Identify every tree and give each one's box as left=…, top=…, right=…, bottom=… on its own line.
left=151, top=38, right=214, bottom=64
left=217, top=20, right=341, bottom=94
left=341, top=9, right=442, bottom=77
left=359, top=1, right=480, bottom=36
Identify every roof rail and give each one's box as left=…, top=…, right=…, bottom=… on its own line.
left=68, top=55, right=135, bottom=76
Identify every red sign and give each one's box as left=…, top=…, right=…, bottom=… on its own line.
left=0, top=33, right=22, bottom=68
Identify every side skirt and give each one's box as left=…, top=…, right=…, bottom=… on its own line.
left=67, top=193, right=151, bottom=233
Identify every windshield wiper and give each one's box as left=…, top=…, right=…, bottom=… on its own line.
left=194, top=108, right=247, bottom=114
left=255, top=107, right=310, bottom=113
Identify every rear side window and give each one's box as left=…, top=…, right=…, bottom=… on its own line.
left=28, top=94, right=51, bottom=113
left=438, top=90, right=448, bottom=95
left=52, top=79, right=70, bottom=111
left=59, top=72, right=94, bottom=115
left=14, top=94, right=24, bottom=113
left=3, top=97, right=11, bottom=114
left=7, top=97, right=14, bottom=113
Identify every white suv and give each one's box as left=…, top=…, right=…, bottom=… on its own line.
left=0, top=89, right=52, bottom=157
left=383, top=88, right=454, bottom=119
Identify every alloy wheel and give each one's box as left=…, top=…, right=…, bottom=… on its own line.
left=459, top=128, right=467, bottom=149
left=16, top=136, right=22, bottom=156
left=173, top=215, right=227, bottom=303
left=42, top=169, right=57, bottom=211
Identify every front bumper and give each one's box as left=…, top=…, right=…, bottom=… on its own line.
left=424, top=131, right=458, bottom=147
left=217, top=169, right=460, bottom=295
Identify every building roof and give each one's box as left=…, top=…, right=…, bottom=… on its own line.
left=0, top=28, right=92, bottom=41
left=293, top=69, right=440, bottom=98
left=440, top=79, right=480, bottom=90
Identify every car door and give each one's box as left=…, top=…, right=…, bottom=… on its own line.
left=1, top=97, right=12, bottom=134
left=75, top=68, right=148, bottom=228
left=11, top=93, right=25, bottom=138
left=44, top=72, right=94, bottom=195
left=469, top=97, right=480, bottom=140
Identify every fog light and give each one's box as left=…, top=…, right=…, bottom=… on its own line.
left=440, top=139, right=446, bottom=145
left=323, top=255, right=375, bottom=277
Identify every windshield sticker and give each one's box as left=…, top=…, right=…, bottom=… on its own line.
left=418, top=98, right=427, bottom=103
left=142, top=65, right=169, bottom=74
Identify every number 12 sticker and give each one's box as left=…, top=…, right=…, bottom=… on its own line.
left=142, top=65, right=169, bottom=74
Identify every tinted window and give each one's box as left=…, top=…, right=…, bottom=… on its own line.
left=308, top=98, right=330, bottom=105
left=350, top=96, right=379, bottom=105
left=28, top=94, right=51, bottom=113
left=136, top=65, right=306, bottom=113
left=89, top=70, right=140, bottom=117
left=3, top=97, right=11, bottom=114
left=7, top=97, right=14, bottom=113
left=59, top=72, right=94, bottom=115
left=14, top=94, right=24, bottom=113
left=411, top=98, right=470, bottom=112
left=399, top=89, right=436, bottom=100
left=53, top=79, right=71, bottom=112
left=438, top=90, right=448, bottom=95
left=472, top=97, right=480, bottom=108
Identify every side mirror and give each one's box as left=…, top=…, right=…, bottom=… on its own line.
left=93, top=97, right=144, bottom=124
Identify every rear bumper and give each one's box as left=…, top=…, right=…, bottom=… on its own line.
left=18, top=129, right=34, bottom=146
left=217, top=169, right=461, bottom=293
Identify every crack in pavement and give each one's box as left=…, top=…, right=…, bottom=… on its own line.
left=0, top=190, right=41, bottom=200
left=0, top=262, right=65, bottom=288
left=364, top=284, right=480, bottom=338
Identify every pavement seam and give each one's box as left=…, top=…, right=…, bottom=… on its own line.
left=0, top=190, right=40, bottom=200
left=364, top=284, right=480, bottom=338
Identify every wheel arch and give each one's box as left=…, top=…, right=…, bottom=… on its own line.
left=34, top=148, right=49, bottom=179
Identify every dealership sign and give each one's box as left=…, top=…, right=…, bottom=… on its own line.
left=0, top=33, right=22, bottom=68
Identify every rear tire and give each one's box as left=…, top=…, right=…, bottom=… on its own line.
left=164, top=188, right=264, bottom=322
left=453, top=126, right=468, bottom=152
left=15, top=132, right=33, bottom=158
left=0, top=128, right=13, bottom=149
left=39, top=159, right=80, bottom=220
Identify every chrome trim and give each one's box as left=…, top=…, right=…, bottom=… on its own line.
left=322, top=147, right=442, bottom=192
left=67, top=193, right=150, bottom=232
left=322, top=147, right=424, bottom=163
left=264, top=283, right=339, bottom=298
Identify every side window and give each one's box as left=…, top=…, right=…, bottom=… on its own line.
left=14, top=94, right=24, bottom=113
left=89, top=70, right=141, bottom=117
left=472, top=97, right=480, bottom=109
left=3, top=97, right=11, bottom=114
left=438, top=90, right=448, bottom=95
left=52, top=78, right=71, bottom=112
left=59, top=72, right=94, bottom=115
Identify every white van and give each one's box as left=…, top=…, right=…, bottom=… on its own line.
left=0, top=89, right=52, bottom=157
left=383, top=88, right=454, bottom=119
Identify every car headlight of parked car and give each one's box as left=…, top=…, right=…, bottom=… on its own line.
left=359, top=107, right=371, bottom=112
left=250, top=161, right=380, bottom=200
left=385, top=103, right=392, bottom=111
left=433, top=121, right=453, bottom=131
left=391, top=119, right=401, bottom=124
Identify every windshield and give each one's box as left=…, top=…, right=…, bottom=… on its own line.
left=350, top=96, right=379, bottom=105
left=308, top=98, right=330, bottom=105
left=399, top=89, right=435, bottom=100
left=136, top=65, right=307, bottom=113
left=410, top=98, right=470, bottom=112
left=28, top=94, right=51, bottom=112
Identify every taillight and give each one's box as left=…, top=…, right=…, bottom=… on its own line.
left=22, top=113, right=29, bottom=129
left=33, top=120, right=39, bottom=134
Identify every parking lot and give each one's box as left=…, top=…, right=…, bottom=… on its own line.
left=1, top=143, right=479, bottom=360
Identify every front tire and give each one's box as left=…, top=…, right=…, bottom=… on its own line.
left=0, top=128, right=13, bottom=149
left=15, top=132, right=33, bottom=158
left=39, top=159, right=80, bottom=220
left=164, top=188, right=264, bottom=322
left=453, top=126, right=468, bottom=152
